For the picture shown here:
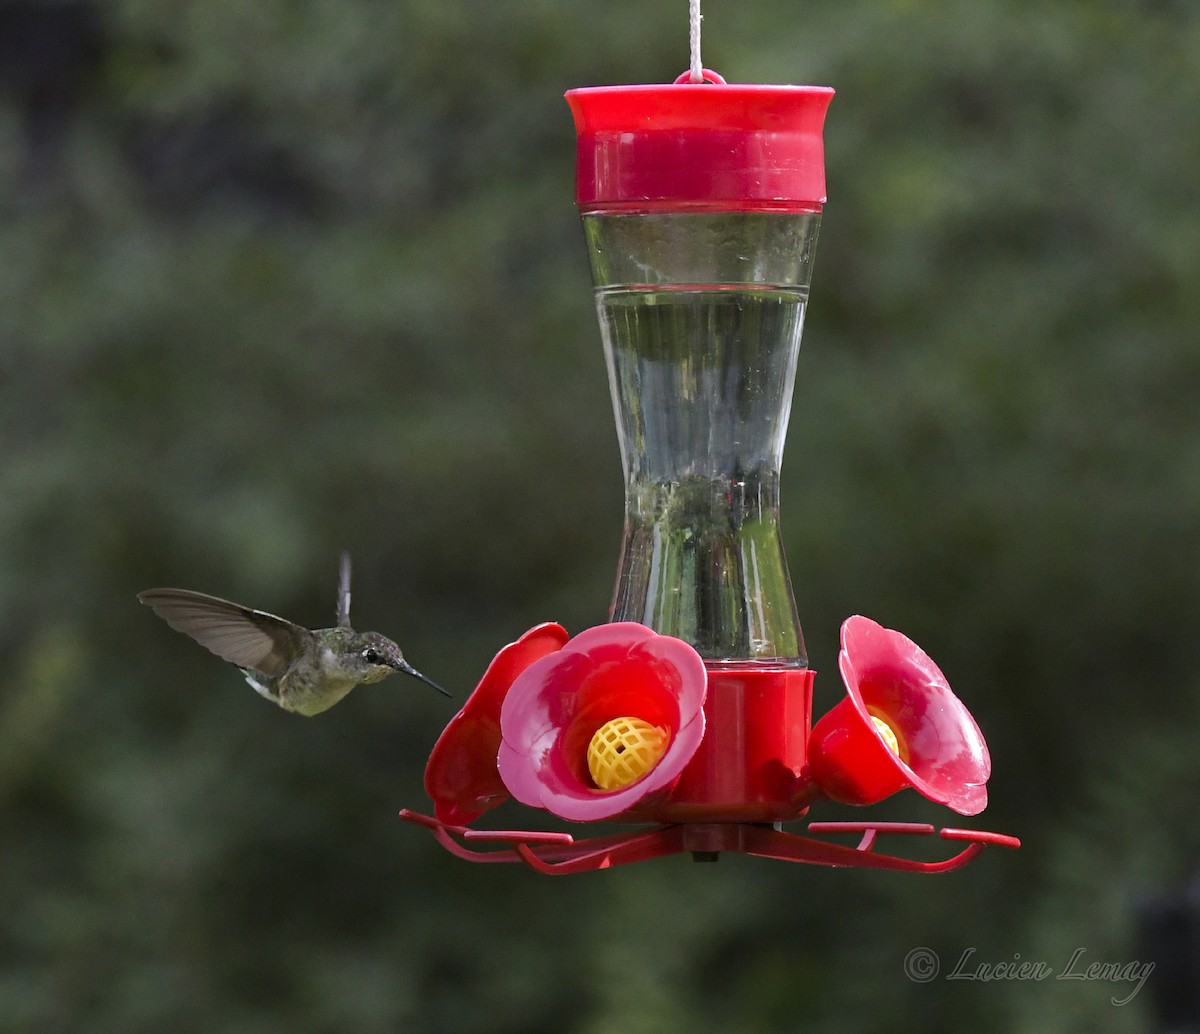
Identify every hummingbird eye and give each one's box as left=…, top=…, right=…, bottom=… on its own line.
left=362, top=648, right=380, bottom=664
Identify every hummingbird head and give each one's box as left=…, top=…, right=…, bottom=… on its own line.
left=344, top=631, right=450, bottom=697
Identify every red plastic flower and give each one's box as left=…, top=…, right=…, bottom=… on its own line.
left=810, top=615, right=991, bottom=816
left=424, top=622, right=569, bottom=825
left=497, top=622, right=708, bottom=822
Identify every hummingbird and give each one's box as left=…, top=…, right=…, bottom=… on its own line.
left=138, top=553, right=449, bottom=715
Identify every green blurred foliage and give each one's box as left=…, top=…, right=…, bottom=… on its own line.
left=2, top=0, right=1198, bottom=1030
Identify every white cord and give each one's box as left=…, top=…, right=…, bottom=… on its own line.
left=689, top=0, right=703, bottom=82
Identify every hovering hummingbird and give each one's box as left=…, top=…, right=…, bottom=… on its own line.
left=138, top=553, right=449, bottom=715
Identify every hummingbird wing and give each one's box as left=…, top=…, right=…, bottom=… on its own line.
left=336, top=552, right=352, bottom=628
left=137, top=588, right=312, bottom=677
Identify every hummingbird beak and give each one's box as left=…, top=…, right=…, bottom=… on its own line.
left=394, top=659, right=451, bottom=698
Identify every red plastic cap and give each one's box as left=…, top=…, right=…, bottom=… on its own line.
left=565, top=78, right=833, bottom=212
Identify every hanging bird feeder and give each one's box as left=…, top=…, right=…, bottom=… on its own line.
left=400, top=11, right=1019, bottom=874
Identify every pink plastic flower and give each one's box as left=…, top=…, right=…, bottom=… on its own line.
left=497, top=622, right=708, bottom=822
left=810, top=615, right=991, bottom=816
left=424, top=622, right=569, bottom=825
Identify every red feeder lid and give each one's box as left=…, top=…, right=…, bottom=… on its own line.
left=565, top=70, right=834, bottom=212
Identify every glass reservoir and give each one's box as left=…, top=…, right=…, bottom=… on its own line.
left=586, top=211, right=819, bottom=666
left=568, top=80, right=832, bottom=819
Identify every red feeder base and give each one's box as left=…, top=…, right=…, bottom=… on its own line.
left=398, top=809, right=1020, bottom=876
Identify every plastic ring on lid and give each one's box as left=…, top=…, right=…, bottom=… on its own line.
left=566, top=71, right=833, bottom=213
left=672, top=68, right=728, bottom=85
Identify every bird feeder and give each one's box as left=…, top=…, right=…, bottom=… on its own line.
left=400, top=67, right=1020, bottom=874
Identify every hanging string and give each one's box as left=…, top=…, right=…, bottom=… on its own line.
left=689, top=0, right=703, bottom=83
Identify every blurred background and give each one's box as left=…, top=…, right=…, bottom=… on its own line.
left=2, top=0, right=1198, bottom=1030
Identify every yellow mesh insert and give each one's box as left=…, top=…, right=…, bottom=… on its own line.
left=586, top=716, right=669, bottom=791
left=867, top=709, right=907, bottom=762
